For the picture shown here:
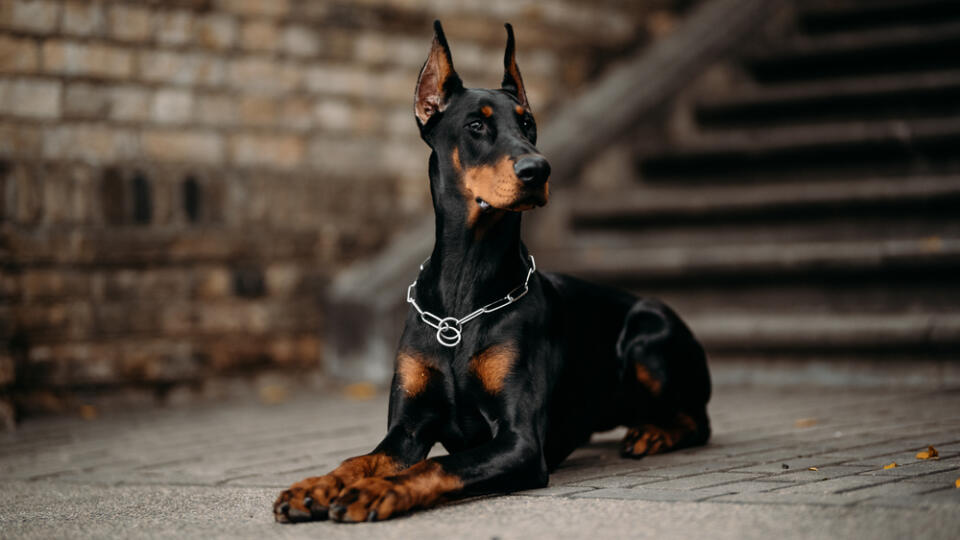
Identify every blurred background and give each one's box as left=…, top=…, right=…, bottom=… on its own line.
left=1, top=0, right=958, bottom=427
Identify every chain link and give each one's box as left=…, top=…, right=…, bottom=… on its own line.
left=406, top=255, right=536, bottom=347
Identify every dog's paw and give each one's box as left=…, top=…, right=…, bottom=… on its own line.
left=273, top=474, right=344, bottom=523
left=621, top=425, right=673, bottom=458
left=328, top=477, right=411, bottom=523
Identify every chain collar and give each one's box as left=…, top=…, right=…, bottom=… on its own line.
left=406, top=254, right=536, bottom=347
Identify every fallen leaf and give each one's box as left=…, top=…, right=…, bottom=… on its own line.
left=915, top=445, right=939, bottom=460
left=808, top=467, right=819, bottom=471
left=79, top=404, right=97, bottom=421
left=795, top=418, right=818, bottom=428
left=259, top=384, right=288, bottom=405
left=344, top=382, right=377, bottom=401
left=883, top=462, right=897, bottom=470
left=955, top=478, right=960, bottom=489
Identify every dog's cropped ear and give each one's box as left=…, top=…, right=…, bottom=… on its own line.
left=415, top=20, right=463, bottom=126
left=501, top=23, right=529, bottom=109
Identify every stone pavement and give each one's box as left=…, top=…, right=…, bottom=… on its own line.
left=2, top=384, right=959, bottom=539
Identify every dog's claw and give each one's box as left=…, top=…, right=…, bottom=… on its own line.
left=303, top=496, right=313, bottom=508
left=287, top=506, right=311, bottom=521
left=366, top=510, right=378, bottom=522
left=329, top=503, right=346, bottom=521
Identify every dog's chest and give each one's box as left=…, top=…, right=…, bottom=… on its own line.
left=436, top=360, right=499, bottom=450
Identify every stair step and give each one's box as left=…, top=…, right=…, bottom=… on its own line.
left=694, top=70, right=960, bottom=128
left=797, top=0, right=960, bottom=36
left=570, top=175, right=960, bottom=229
left=688, top=312, right=960, bottom=353
left=540, top=237, right=960, bottom=284
left=743, top=20, right=960, bottom=83
left=637, top=281, right=960, bottom=317
left=638, top=117, right=960, bottom=181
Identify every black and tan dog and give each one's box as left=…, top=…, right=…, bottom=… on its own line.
left=274, top=21, right=711, bottom=523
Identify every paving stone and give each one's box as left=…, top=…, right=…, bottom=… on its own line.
left=570, top=487, right=720, bottom=502
left=568, top=474, right=666, bottom=489
left=639, top=472, right=763, bottom=490
left=515, top=485, right=598, bottom=497
left=728, top=457, right=847, bottom=474
left=771, top=475, right=890, bottom=495
left=710, top=491, right=876, bottom=506
left=768, top=465, right=874, bottom=484
left=901, top=468, right=960, bottom=485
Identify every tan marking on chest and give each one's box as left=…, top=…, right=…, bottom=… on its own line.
left=397, top=352, right=433, bottom=397
left=469, top=343, right=518, bottom=394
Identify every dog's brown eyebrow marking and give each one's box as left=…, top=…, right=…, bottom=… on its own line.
left=397, top=351, right=434, bottom=397
left=470, top=343, right=518, bottom=394
left=515, top=105, right=525, bottom=115
left=481, top=105, right=493, bottom=117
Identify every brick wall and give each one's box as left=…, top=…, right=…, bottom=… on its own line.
left=0, top=0, right=690, bottom=423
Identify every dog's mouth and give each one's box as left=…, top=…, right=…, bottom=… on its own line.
left=475, top=186, right=548, bottom=213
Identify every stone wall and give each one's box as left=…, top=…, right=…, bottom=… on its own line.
left=0, top=0, right=691, bottom=423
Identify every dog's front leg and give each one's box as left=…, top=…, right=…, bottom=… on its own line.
left=272, top=424, right=434, bottom=523
left=329, top=425, right=546, bottom=522
left=274, top=350, right=445, bottom=523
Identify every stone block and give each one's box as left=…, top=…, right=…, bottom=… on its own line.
left=0, top=0, right=60, bottom=33
left=107, top=4, right=152, bottom=42
left=240, top=20, right=279, bottom=51
left=151, top=88, right=194, bottom=124
left=108, top=85, right=152, bottom=121
left=0, top=35, right=40, bottom=73
left=142, top=129, right=224, bottom=164
left=155, top=9, right=193, bottom=46
left=138, top=51, right=225, bottom=87
left=62, top=1, right=106, bottom=36
left=227, top=58, right=300, bottom=94
left=214, top=0, right=290, bottom=17
left=42, top=124, right=139, bottom=163
left=0, top=78, right=61, bottom=119
left=43, top=40, right=134, bottom=79
left=230, top=133, right=303, bottom=169
left=195, top=14, right=236, bottom=50
left=282, top=25, right=320, bottom=57
left=64, top=82, right=109, bottom=119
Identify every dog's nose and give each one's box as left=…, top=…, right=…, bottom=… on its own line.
left=514, top=155, right=551, bottom=186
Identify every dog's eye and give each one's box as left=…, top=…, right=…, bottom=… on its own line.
left=521, top=117, right=533, bottom=130
left=466, top=120, right=485, bottom=133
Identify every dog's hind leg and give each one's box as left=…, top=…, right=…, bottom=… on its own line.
left=615, top=299, right=711, bottom=459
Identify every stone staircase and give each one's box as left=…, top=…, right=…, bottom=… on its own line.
left=536, top=0, right=960, bottom=363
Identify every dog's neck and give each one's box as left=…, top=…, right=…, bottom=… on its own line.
left=416, top=152, right=531, bottom=318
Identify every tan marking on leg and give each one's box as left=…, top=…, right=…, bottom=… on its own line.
left=634, top=364, right=663, bottom=397
left=274, top=452, right=402, bottom=521
left=334, top=460, right=463, bottom=522
left=396, top=352, right=433, bottom=397
left=481, top=105, right=493, bottom=117
left=469, top=343, right=517, bottom=394
left=621, top=413, right=703, bottom=458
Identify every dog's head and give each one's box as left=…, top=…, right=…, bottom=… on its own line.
left=415, top=21, right=550, bottom=227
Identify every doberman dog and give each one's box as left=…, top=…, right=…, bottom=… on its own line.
left=274, top=21, right=711, bottom=523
